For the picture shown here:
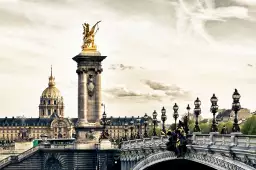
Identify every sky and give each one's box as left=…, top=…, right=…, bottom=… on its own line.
left=0, top=0, right=256, bottom=124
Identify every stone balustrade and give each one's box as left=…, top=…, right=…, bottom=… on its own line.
left=120, top=134, right=256, bottom=170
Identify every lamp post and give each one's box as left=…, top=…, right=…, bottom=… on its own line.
left=173, top=103, right=179, bottom=130
left=161, top=107, right=167, bottom=134
left=152, top=110, right=158, bottom=136
left=232, top=89, right=241, bottom=133
left=124, top=118, right=128, bottom=141
left=185, top=104, right=191, bottom=134
left=210, top=94, right=219, bottom=132
left=136, top=116, right=141, bottom=139
left=186, top=104, right=191, bottom=122
left=130, top=118, right=134, bottom=140
left=143, top=113, right=149, bottom=138
left=100, top=106, right=110, bottom=139
left=193, top=97, right=201, bottom=132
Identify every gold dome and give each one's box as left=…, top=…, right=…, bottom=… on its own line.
left=41, top=66, right=62, bottom=98
left=42, top=86, right=61, bottom=98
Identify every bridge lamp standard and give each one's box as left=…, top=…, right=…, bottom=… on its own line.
left=136, top=116, right=141, bottom=139
left=130, top=118, right=135, bottom=140
left=124, top=118, right=128, bottom=141
left=186, top=104, right=191, bottom=133
left=100, top=109, right=110, bottom=139
left=173, top=103, right=179, bottom=130
left=193, top=97, right=201, bottom=132
left=143, top=113, right=149, bottom=138
left=232, top=89, right=241, bottom=133
left=161, top=107, right=167, bottom=134
left=152, top=110, right=158, bottom=136
left=210, top=94, right=219, bottom=132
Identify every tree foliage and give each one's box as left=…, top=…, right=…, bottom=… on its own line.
left=241, top=115, right=256, bottom=135
left=148, top=125, right=161, bottom=136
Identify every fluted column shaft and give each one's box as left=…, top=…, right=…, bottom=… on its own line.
left=77, top=71, right=88, bottom=126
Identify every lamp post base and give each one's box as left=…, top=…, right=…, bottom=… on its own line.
left=232, top=124, right=240, bottom=133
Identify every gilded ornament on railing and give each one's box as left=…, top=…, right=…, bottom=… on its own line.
left=82, top=21, right=101, bottom=52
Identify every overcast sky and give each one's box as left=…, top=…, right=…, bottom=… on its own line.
left=0, top=0, right=256, bottom=123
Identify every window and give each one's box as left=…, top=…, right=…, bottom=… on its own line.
left=54, top=110, right=57, bottom=114
left=42, top=110, right=45, bottom=115
left=48, top=109, right=51, bottom=115
left=48, top=100, right=50, bottom=105
left=54, top=100, right=57, bottom=105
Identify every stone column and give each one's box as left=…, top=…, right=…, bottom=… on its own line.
left=76, top=71, right=88, bottom=127
left=95, top=72, right=102, bottom=122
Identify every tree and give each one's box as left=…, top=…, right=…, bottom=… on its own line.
left=148, top=125, right=161, bottom=137
left=225, top=121, right=233, bottom=133
left=217, top=122, right=225, bottom=133
left=188, top=119, right=195, bottom=133
left=199, top=123, right=210, bottom=134
left=242, top=115, right=256, bottom=135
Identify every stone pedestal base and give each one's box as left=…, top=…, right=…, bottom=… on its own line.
left=209, top=132, right=219, bottom=145
left=75, top=142, right=97, bottom=149
left=100, top=139, right=112, bottom=150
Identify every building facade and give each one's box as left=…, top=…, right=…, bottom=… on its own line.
left=0, top=68, right=77, bottom=141
left=0, top=67, right=150, bottom=142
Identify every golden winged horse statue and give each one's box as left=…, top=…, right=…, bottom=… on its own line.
left=82, top=21, right=101, bottom=51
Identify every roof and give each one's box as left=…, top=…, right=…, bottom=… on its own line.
left=0, top=117, right=77, bottom=127
left=216, top=109, right=232, bottom=119
left=107, top=116, right=153, bottom=126
left=0, top=117, right=53, bottom=126
left=0, top=116, right=153, bottom=127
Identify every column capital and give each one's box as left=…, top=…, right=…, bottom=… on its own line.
left=76, top=68, right=88, bottom=74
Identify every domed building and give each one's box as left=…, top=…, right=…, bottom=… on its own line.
left=0, top=67, right=77, bottom=141
left=39, top=66, right=64, bottom=118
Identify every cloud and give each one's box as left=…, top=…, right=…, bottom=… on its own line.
left=0, top=7, right=32, bottom=26
left=172, top=0, right=255, bottom=44
left=142, top=80, right=192, bottom=100
left=108, top=64, right=144, bottom=70
left=232, top=0, right=256, bottom=6
left=103, top=87, right=163, bottom=101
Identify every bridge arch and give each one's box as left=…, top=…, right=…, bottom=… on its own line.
left=132, top=151, right=255, bottom=170
left=43, top=153, right=66, bottom=170
left=45, top=157, right=62, bottom=170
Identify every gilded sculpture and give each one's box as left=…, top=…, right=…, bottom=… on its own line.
left=82, top=21, right=101, bottom=51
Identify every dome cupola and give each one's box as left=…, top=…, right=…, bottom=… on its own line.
left=39, top=66, right=64, bottom=118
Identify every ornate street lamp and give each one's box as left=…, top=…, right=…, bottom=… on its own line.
left=193, top=97, right=201, bottom=132
left=232, top=89, right=241, bottom=132
left=143, top=113, right=149, bottom=138
left=173, top=103, right=179, bottom=130
left=210, top=94, right=219, bottom=132
left=186, top=104, right=191, bottom=121
left=161, top=107, right=167, bottom=134
left=100, top=104, right=111, bottom=140
left=136, top=116, right=141, bottom=139
left=130, top=118, right=135, bottom=140
left=185, top=104, right=191, bottom=134
left=152, top=110, right=158, bottom=136
left=124, top=117, right=128, bottom=141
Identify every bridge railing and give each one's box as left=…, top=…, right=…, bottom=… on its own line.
left=0, top=156, right=11, bottom=169
left=121, top=136, right=170, bottom=150
left=191, top=133, right=256, bottom=147
left=0, top=146, right=39, bottom=169
left=121, top=134, right=256, bottom=150
left=17, top=146, right=39, bottom=161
